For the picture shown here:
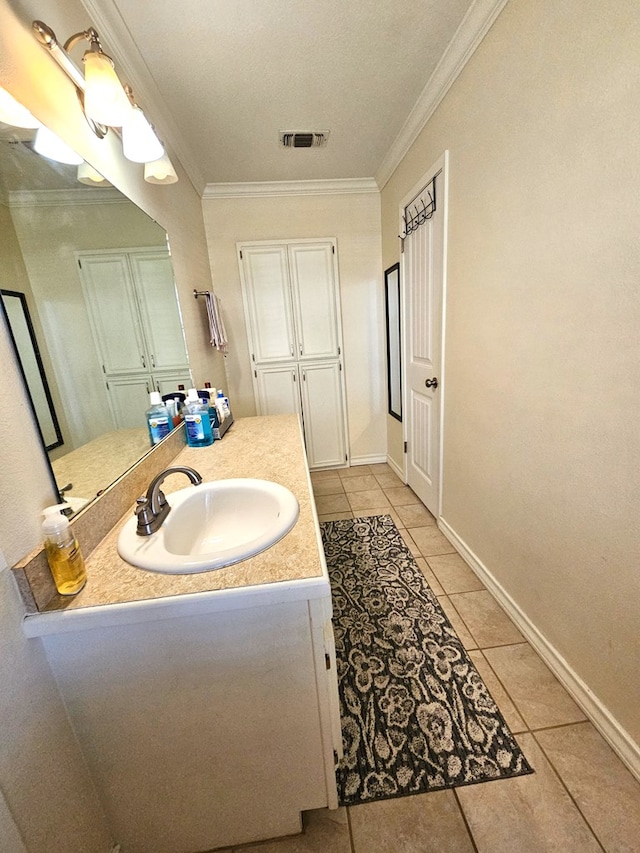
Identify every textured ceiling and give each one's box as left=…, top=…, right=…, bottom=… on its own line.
left=87, top=0, right=479, bottom=190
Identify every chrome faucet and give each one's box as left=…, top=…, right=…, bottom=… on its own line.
left=135, top=466, right=202, bottom=536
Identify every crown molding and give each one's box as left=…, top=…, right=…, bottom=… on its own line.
left=8, top=188, right=128, bottom=208
left=203, top=178, right=379, bottom=200
left=80, top=0, right=206, bottom=194
left=375, top=0, right=509, bottom=189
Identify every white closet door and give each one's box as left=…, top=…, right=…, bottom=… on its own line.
left=241, top=246, right=296, bottom=363
left=289, top=242, right=340, bottom=360
left=79, top=254, right=146, bottom=375
left=105, top=374, right=153, bottom=430
left=131, top=252, right=189, bottom=371
left=255, top=365, right=301, bottom=416
left=299, top=362, right=346, bottom=468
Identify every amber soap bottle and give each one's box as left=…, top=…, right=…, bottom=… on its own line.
left=42, top=504, right=87, bottom=595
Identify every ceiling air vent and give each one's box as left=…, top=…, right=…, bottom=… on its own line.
left=279, top=131, right=329, bottom=149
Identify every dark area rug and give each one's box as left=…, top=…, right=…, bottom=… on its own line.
left=320, top=515, right=533, bottom=807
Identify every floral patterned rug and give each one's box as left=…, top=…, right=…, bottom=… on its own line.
left=320, top=515, right=533, bottom=806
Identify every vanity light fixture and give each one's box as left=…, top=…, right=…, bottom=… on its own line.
left=0, top=86, right=41, bottom=129
left=31, top=20, right=176, bottom=182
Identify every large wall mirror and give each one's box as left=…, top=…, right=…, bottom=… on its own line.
left=0, top=118, right=192, bottom=514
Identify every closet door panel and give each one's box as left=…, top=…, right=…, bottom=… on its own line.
left=299, top=362, right=346, bottom=469
left=255, top=366, right=301, bottom=416
left=79, top=254, right=146, bottom=375
left=289, top=243, right=339, bottom=360
left=105, top=374, right=152, bottom=430
left=131, top=252, right=190, bottom=371
left=242, top=246, right=296, bottom=363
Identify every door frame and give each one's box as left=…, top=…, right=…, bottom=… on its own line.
left=398, top=151, right=449, bottom=518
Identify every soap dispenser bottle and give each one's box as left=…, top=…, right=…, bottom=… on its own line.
left=183, top=388, right=214, bottom=447
left=146, top=392, right=171, bottom=446
left=42, top=504, right=87, bottom=595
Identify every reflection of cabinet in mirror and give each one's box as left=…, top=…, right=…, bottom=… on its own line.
left=78, top=248, right=191, bottom=429
left=239, top=239, right=348, bottom=469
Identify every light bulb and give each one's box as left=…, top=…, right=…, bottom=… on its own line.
left=144, top=153, right=178, bottom=184
left=0, top=87, right=41, bottom=129
left=122, top=105, right=164, bottom=163
left=33, top=126, right=83, bottom=165
left=82, top=50, right=131, bottom=127
left=77, top=162, right=111, bottom=185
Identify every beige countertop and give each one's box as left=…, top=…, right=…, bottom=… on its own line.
left=39, top=414, right=326, bottom=616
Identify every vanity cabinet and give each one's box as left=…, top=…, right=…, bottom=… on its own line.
left=78, top=248, right=191, bottom=427
left=36, top=593, right=341, bottom=853
left=239, top=240, right=348, bottom=468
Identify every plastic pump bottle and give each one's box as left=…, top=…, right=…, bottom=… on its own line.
left=216, top=390, right=231, bottom=422
left=183, top=388, right=214, bottom=447
left=146, top=392, right=171, bottom=446
left=42, top=504, right=87, bottom=595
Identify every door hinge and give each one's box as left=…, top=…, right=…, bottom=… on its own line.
left=254, top=369, right=257, bottom=378
left=325, top=653, right=331, bottom=670
left=338, top=346, right=341, bottom=355
left=332, top=245, right=335, bottom=254
left=339, top=362, right=342, bottom=371
left=101, top=363, right=106, bottom=374
left=251, top=352, right=255, bottom=362
left=239, top=249, right=243, bottom=260
left=404, top=441, right=408, bottom=453
left=105, top=381, right=109, bottom=390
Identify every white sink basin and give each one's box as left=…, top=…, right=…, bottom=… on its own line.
left=117, top=478, right=300, bottom=574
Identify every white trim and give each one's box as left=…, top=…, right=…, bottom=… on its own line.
left=438, top=517, right=640, bottom=784
left=203, top=178, right=379, bottom=199
left=376, top=0, right=509, bottom=189
left=349, top=454, right=387, bottom=467
left=8, top=188, right=128, bottom=208
left=386, top=455, right=405, bottom=481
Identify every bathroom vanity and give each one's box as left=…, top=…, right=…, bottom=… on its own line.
left=21, top=416, right=342, bottom=853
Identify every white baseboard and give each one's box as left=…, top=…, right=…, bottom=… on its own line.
left=349, top=454, right=388, bottom=467
left=438, top=517, right=640, bottom=783
left=386, top=456, right=405, bottom=481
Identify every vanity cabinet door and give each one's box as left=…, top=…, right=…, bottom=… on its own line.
left=79, top=253, right=147, bottom=375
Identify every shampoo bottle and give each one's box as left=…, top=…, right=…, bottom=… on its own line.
left=146, top=392, right=171, bottom=446
left=183, top=388, right=214, bottom=447
left=42, top=504, right=87, bottom=595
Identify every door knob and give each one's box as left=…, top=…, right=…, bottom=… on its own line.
left=425, top=377, right=438, bottom=389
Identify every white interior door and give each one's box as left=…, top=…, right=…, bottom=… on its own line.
left=402, top=158, right=447, bottom=516
left=255, top=365, right=301, bottom=416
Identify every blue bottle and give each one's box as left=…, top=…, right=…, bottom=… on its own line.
left=146, top=392, right=171, bottom=446
left=183, top=388, right=214, bottom=447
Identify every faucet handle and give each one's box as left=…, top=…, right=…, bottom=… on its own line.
left=135, top=495, right=155, bottom=536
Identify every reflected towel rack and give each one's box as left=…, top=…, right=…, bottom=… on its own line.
left=193, top=289, right=208, bottom=298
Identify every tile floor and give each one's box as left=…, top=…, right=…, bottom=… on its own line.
left=227, top=464, right=640, bottom=853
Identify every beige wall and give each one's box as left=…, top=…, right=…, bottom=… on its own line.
left=381, top=0, right=640, bottom=745
left=202, top=191, right=386, bottom=463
